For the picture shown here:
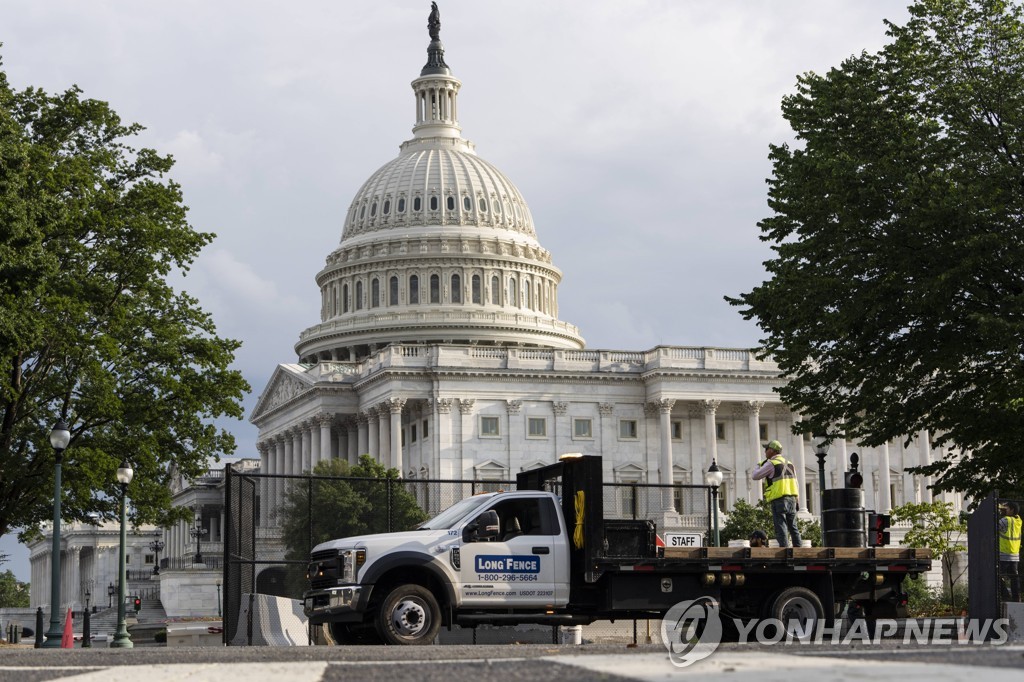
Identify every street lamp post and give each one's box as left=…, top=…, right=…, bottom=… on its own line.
left=42, top=420, right=70, bottom=648
left=110, top=461, right=134, bottom=649
left=189, top=516, right=209, bottom=564
left=149, top=539, right=165, bottom=575
left=216, top=581, right=222, bottom=617
left=705, top=459, right=724, bottom=547
left=814, top=434, right=830, bottom=541
left=82, top=589, right=91, bottom=648
left=107, top=582, right=115, bottom=609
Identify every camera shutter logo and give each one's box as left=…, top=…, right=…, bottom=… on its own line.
left=661, top=597, right=723, bottom=668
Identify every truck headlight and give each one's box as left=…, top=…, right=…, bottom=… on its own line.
left=341, top=549, right=366, bottom=583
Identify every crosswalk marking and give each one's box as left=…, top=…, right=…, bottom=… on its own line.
left=544, top=651, right=1024, bottom=682
left=0, top=662, right=329, bottom=682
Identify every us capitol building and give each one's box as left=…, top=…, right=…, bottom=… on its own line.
left=248, top=7, right=961, bottom=533
left=25, top=8, right=961, bottom=621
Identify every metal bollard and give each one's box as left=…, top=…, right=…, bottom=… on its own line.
left=34, top=607, right=43, bottom=648
left=83, top=608, right=91, bottom=648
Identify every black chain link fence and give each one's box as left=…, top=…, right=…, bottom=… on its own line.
left=224, top=468, right=713, bottom=645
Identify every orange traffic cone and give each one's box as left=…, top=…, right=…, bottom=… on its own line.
left=60, top=607, right=73, bottom=648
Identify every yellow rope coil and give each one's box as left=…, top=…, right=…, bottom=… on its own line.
left=573, top=490, right=585, bottom=550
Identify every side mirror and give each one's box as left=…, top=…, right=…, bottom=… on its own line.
left=463, top=510, right=500, bottom=543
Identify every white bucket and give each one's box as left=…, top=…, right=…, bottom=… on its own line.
left=560, top=625, right=582, bottom=645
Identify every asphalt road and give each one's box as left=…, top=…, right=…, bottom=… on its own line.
left=1, top=642, right=1023, bottom=682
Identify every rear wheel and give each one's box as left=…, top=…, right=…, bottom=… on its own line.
left=375, top=584, right=441, bottom=645
left=768, top=587, right=824, bottom=638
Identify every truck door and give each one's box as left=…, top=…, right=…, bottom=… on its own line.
left=458, top=497, right=564, bottom=607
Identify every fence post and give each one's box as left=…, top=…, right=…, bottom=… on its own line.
left=388, top=479, right=394, bottom=533
left=223, top=463, right=233, bottom=646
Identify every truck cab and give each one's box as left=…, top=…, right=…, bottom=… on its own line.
left=304, top=489, right=572, bottom=644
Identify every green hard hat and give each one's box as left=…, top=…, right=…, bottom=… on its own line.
left=766, top=440, right=783, bottom=452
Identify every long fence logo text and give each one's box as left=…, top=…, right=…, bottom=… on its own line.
left=474, top=555, right=540, bottom=573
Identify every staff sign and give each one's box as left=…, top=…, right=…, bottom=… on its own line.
left=664, top=532, right=703, bottom=547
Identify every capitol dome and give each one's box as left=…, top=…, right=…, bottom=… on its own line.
left=295, top=21, right=584, bottom=363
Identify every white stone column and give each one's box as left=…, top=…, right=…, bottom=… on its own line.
left=553, top=401, right=569, bottom=459
left=310, top=419, right=321, bottom=471
left=436, top=398, right=454, bottom=477
left=320, top=414, right=334, bottom=464
left=257, top=442, right=270, bottom=527
left=919, top=430, right=933, bottom=503
left=834, top=436, right=848, bottom=490
left=301, top=423, right=312, bottom=473
left=658, top=399, right=677, bottom=514
left=702, top=399, right=720, bottom=471
left=346, top=417, right=358, bottom=465
left=598, top=402, right=614, bottom=459
left=794, top=416, right=809, bottom=513
left=746, top=401, right=765, bottom=502
left=274, top=435, right=286, bottom=521
left=356, top=413, right=368, bottom=459
left=879, top=441, right=892, bottom=512
left=458, top=398, right=475, bottom=481
left=506, top=400, right=522, bottom=471
left=367, top=410, right=379, bottom=462
left=378, top=404, right=391, bottom=468
left=389, top=398, right=406, bottom=474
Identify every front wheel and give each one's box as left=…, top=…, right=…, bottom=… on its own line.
left=375, top=584, right=441, bottom=645
left=325, top=621, right=383, bottom=645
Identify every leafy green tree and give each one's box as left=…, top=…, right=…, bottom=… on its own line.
left=727, top=0, right=1024, bottom=502
left=891, top=501, right=967, bottom=612
left=279, top=456, right=428, bottom=576
left=0, top=569, right=29, bottom=607
left=0, top=55, right=249, bottom=540
left=721, top=499, right=821, bottom=546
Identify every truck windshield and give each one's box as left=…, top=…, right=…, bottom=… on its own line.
left=418, top=495, right=494, bottom=530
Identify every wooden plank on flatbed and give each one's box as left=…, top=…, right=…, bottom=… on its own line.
left=660, top=545, right=931, bottom=563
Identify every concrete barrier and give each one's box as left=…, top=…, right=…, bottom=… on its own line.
left=230, top=594, right=310, bottom=646
left=166, top=623, right=223, bottom=647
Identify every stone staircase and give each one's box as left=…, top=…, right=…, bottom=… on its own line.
left=80, top=597, right=166, bottom=638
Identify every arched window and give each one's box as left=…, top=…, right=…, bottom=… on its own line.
left=509, top=277, right=517, bottom=307
left=451, top=274, right=462, bottom=303
left=343, top=283, right=349, bottom=313
left=359, top=204, right=366, bottom=219
left=383, top=199, right=390, bottom=215
left=398, top=197, right=406, bottom=213
left=463, top=196, right=472, bottom=211
left=389, top=276, right=399, bottom=306
left=371, top=278, right=380, bottom=308
left=370, top=201, right=377, bottom=217
left=446, top=196, right=455, bottom=211
left=429, top=196, right=438, bottom=211
left=472, top=275, right=481, bottom=304
left=430, top=274, right=440, bottom=303
left=525, top=280, right=532, bottom=310
left=409, top=275, right=419, bottom=304
left=491, top=276, right=500, bottom=304
left=414, top=197, right=422, bottom=212
left=479, top=197, right=488, bottom=213
left=355, top=281, right=363, bottom=310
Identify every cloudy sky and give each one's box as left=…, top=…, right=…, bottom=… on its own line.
left=0, top=1, right=912, bottom=579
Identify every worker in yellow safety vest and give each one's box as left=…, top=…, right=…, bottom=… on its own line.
left=999, top=500, right=1021, bottom=602
left=751, top=440, right=802, bottom=548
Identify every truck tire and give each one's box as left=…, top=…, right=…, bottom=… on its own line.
left=767, top=587, right=824, bottom=637
left=375, top=584, right=441, bottom=645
